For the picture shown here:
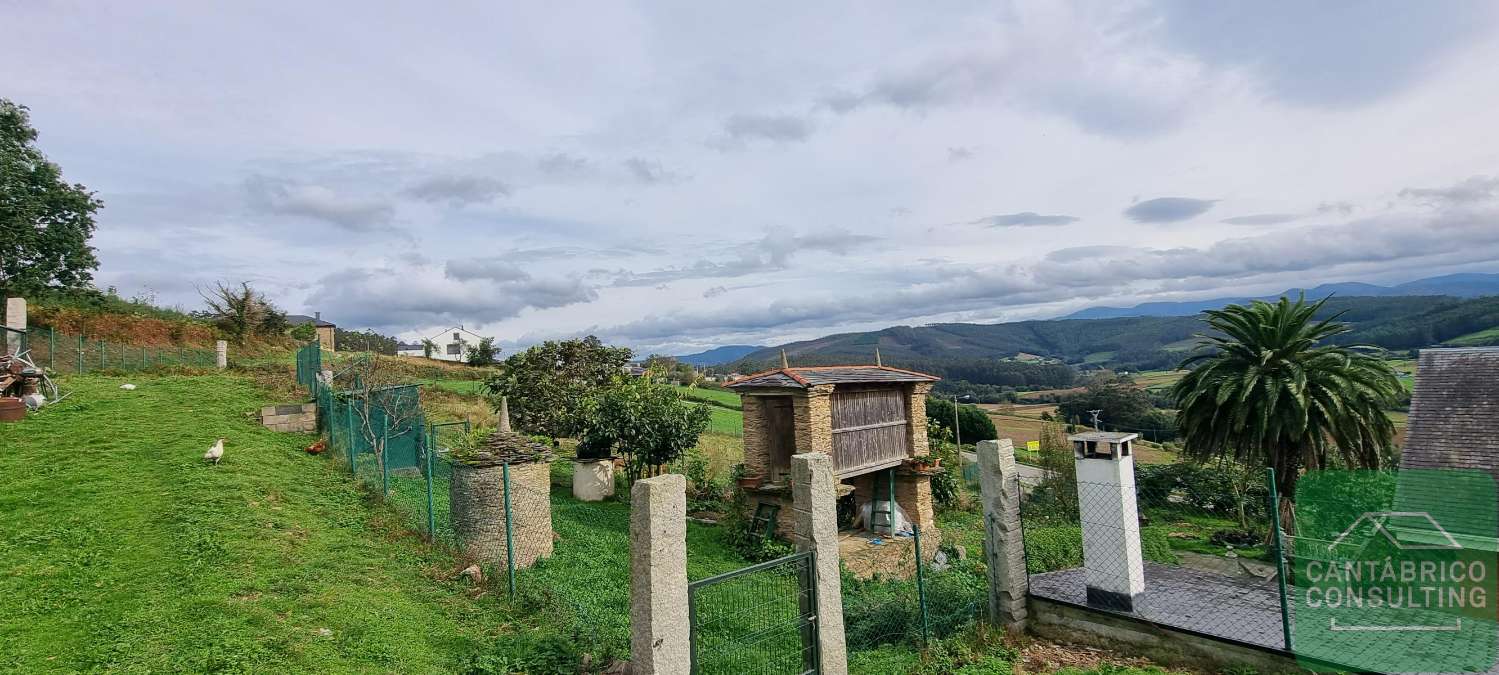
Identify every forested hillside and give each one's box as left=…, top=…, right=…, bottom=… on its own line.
left=730, top=294, right=1499, bottom=376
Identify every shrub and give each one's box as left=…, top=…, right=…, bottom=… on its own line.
left=1023, top=525, right=1177, bottom=573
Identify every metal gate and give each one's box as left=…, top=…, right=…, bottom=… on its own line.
left=688, top=551, right=819, bottom=674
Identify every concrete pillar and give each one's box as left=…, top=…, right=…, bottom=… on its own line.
left=630, top=474, right=689, bottom=674
left=790, top=453, right=848, bottom=675
left=977, top=439, right=1029, bottom=631
left=215, top=340, right=227, bottom=369
left=4, top=297, right=24, bottom=356
left=1070, top=432, right=1144, bottom=611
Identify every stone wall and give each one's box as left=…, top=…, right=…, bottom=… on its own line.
left=261, top=403, right=317, bottom=433
left=449, top=459, right=554, bottom=568
left=895, top=470, right=937, bottom=551
left=792, top=384, right=833, bottom=455
left=316, top=325, right=336, bottom=351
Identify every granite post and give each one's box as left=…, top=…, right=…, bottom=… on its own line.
left=4, top=298, right=24, bottom=357
left=215, top=340, right=227, bottom=369
left=977, top=438, right=1029, bottom=631
left=630, top=474, right=689, bottom=674
left=791, top=452, right=849, bottom=674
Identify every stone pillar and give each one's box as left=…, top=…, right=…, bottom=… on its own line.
left=215, top=340, right=228, bottom=369
left=908, top=382, right=934, bottom=457
left=791, top=453, right=848, bottom=674
left=4, top=297, right=24, bottom=356
left=740, top=394, right=770, bottom=475
left=630, top=474, right=689, bottom=674
left=977, top=439, right=1028, bottom=631
left=791, top=385, right=834, bottom=455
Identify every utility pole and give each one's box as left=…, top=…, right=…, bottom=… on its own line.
left=953, top=395, right=962, bottom=449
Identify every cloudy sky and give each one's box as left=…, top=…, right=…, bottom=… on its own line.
left=6, top=1, right=1499, bottom=355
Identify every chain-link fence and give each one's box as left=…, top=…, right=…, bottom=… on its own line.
left=15, top=325, right=215, bottom=372
left=1021, top=456, right=1292, bottom=650
left=839, top=523, right=987, bottom=655
left=689, top=551, right=818, bottom=674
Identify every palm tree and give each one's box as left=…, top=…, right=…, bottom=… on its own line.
left=1172, top=296, right=1401, bottom=530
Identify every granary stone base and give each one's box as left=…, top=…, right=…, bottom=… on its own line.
left=449, top=460, right=554, bottom=568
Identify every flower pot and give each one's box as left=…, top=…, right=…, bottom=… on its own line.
left=572, top=456, right=616, bottom=502
left=737, top=475, right=763, bottom=490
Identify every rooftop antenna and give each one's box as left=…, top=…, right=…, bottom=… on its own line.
left=1088, top=409, right=1103, bottom=430
left=875, top=346, right=883, bottom=367
left=780, top=348, right=790, bottom=369
left=499, top=396, right=512, bottom=433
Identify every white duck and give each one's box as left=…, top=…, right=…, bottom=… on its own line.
left=204, top=438, right=225, bottom=465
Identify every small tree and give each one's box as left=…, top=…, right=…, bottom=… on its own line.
left=290, top=322, right=316, bottom=342
left=483, top=336, right=632, bottom=440
left=198, top=281, right=285, bottom=344
left=1033, top=419, right=1079, bottom=522
left=465, top=337, right=498, bottom=366
left=581, top=376, right=711, bottom=482
left=342, top=355, right=424, bottom=479
left=421, top=339, right=436, bottom=359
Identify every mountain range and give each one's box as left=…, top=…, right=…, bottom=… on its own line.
left=671, top=344, right=763, bottom=366
left=1062, top=273, right=1499, bottom=319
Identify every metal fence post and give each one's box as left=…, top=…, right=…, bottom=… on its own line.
left=77, top=335, right=83, bottom=373
left=346, top=400, right=355, bottom=475
left=99, top=340, right=104, bottom=370
left=424, top=423, right=436, bottom=537
left=380, top=414, right=389, bottom=496
left=912, top=523, right=931, bottom=646
left=1267, top=468, right=1294, bottom=653
left=47, top=327, right=54, bottom=371
left=502, top=461, right=517, bottom=599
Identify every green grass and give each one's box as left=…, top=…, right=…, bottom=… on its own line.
left=706, top=406, right=744, bottom=436
left=427, top=379, right=486, bottom=396
left=0, top=375, right=511, bottom=672
left=1445, top=326, right=1499, bottom=347
left=674, top=385, right=742, bottom=410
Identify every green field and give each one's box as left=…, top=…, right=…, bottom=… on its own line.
left=427, top=378, right=486, bottom=395
left=707, top=406, right=745, bottom=436
left=1445, top=327, right=1499, bottom=347
left=674, top=384, right=742, bottom=410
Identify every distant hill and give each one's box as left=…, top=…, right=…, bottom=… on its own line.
left=1063, top=273, right=1499, bottom=320
left=673, top=345, right=763, bottom=366
left=732, top=295, right=1499, bottom=375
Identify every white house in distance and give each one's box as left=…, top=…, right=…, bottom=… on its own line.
left=396, top=326, right=489, bottom=362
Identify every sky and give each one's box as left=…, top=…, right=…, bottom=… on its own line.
left=5, top=1, right=1499, bottom=356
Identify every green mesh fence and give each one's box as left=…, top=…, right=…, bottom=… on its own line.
left=19, top=326, right=214, bottom=373
left=839, top=523, right=986, bottom=653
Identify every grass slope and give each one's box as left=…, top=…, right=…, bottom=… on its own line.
left=0, top=375, right=506, bottom=672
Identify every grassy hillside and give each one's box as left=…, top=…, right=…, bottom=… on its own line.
left=0, top=375, right=512, bottom=672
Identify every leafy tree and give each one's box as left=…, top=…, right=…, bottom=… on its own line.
left=465, top=337, right=499, bottom=366
left=334, top=328, right=398, bottom=355
left=483, top=336, right=632, bottom=440
left=1057, top=373, right=1177, bottom=442
left=1172, top=296, right=1400, bottom=530
left=421, top=339, right=436, bottom=359
left=197, top=281, right=286, bottom=344
left=1, top=99, right=101, bottom=295
left=925, top=396, right=998, bottom=443
left=290, top=322, right=316, bottom=342
left=579, top=376, right=711, bottom=481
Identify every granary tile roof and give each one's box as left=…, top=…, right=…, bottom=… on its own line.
left=1395, top=347, right=1499, bottom=541
left=725, top=365, right=940, bottom=389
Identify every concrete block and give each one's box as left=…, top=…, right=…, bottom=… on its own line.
left=630, top=474, right=689, bottom=674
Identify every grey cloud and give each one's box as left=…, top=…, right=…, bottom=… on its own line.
left=947, top=147, right=975, bottom=162
left=623, top=157, right=680, bottom=184
left=611, top=230, right=879, bottom=287
left=404, top=175, right=510, bottom=206
left=703, top=286, right=729, bottom=298
left=1154, top=0, right=1491, bottom=107
left=444, top=257, right=532, bottom=282
left=244, top=175, right=395, bottom=231
left=722, top=113, right=814, bottom=144
left=1123, top=197, right=1217, bottom=223
left=1399, top=175, right=1499, bottom=207
left=1044, top=245, right=1143, bottom=263
left=537, top=153, right=590, bottom=175
left=973, top=212, right=1079, bottom=228
left=1220, top=213, right=1300, bottom=226
left=1317, top=201, right=1355, bottom=216
left=306, top=265, right=597, bottom=332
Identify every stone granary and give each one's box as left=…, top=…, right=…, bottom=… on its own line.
left=727, top=363, right=941, bottom=544
left=448, top=413, right=555, bottom=569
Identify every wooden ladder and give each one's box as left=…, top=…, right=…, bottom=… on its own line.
left=750, top=502, right=780, bottom=541
left=870, top=468, right=896, bottom=535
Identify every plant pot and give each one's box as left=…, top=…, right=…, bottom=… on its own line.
left=572, top=456, right=616, bottom=502
left=737, top=476, right=763, bottom=490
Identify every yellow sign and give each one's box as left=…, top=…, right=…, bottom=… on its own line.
left=1026, top=440, right=1040, bottom=452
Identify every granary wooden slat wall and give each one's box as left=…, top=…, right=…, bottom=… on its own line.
left=830, top=386, right=910, bottom=476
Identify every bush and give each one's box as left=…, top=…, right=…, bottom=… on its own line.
left=926, top=397, right=998, bottom=442
left=1023, top=526, right=1178, bottom=573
